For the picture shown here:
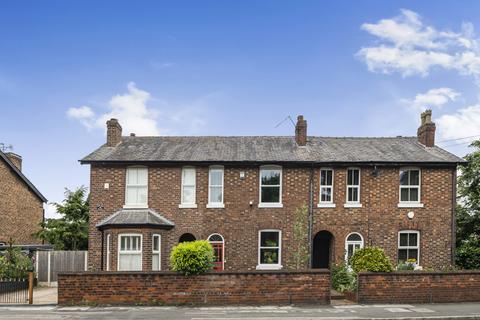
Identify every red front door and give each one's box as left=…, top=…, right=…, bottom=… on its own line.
left=211, top=242, right=224, bottom=271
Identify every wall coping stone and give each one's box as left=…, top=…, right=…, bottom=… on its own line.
left=358, top=270, right=480, bottom=276
left=59, top=269, right=330, bottom=276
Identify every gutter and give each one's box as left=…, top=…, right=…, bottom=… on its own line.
left=451, top=168, right=457, bottom=264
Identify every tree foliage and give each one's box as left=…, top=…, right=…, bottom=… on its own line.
left=292, top=204, right=310, bottom=269
left=36, top=187, right=89, bottom=250
left=0, top=245, right=33, bottom=279
left=456, top=140, right=480, bottom=269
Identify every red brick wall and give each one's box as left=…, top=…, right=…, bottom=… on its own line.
left=357, top=271, right=480, bottom=304
left=88, top=164, right=455, bottom=271
left=58, top=270, right=331, bottom=305
left=0, top=158, right=44, bottom=245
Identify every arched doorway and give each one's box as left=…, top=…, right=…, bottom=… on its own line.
left=208, top=233, right=224, bottom=271
left=179, top=233, right=196, bottom=243
left=312, top=230, right=334, bottom=269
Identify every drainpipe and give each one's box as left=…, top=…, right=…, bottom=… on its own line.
left=451, top=168, right=457, bottom=264
left=308, top=164, right=314, bottom=268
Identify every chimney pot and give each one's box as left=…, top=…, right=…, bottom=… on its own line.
left=295, top=115, right=307, bottom=146
left=130, top=133, right=136, bottom=137
left=5, top=152, right=22, bottom=171
left=106, top=118, right=122, bottom=147
left=417, top=109, right=436, bottom=147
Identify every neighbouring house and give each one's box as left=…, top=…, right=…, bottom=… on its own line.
left=81, top=110, right=465, bottom=272
left=0, top=150, right=47, bottom=246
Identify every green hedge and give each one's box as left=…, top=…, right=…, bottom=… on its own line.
left=349, top=247, right=393, bottom=273
left=169, top=240, right=215, bottom=275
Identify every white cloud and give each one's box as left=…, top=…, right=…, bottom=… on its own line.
left=404, top=87, right=460, bottom=111
left=68, top=82, right=214, bottom=136
left=437, top=104, right=480, bottom=140
left=357, top=9, right=480, bottom=78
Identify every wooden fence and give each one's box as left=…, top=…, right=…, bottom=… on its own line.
left=36, top=251, right=87, bottom=286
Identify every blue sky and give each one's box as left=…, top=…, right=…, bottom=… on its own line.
left=1, top=1, right=480, bottom=217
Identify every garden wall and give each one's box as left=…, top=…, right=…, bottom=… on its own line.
left=58, top=270, right=330, bottom=305
left=357, top=271, right=480, bottom=304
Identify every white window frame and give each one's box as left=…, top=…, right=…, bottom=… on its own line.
left=398, top=230, right=420, bottom=264
left=256, top=229, right=282, bottom=270
left=207, top=165, right=225, bottom=208
left=258, top=165, right=283, bottom=208
left=344, top=168, right=362, bottom=208
left=152, top=234, right=161, bottom=271
left=398, top=168, right=423, bottom=208
left=124, top=166, right=148, bottom=208
left=106, top=234, right=111, bottom=271
left=117, top=233, right=143, bottom=271
left=345, top=232, right=364, bottom=262
left=179, top=167, right=197, bottom=208
left=318, top=168, right=335, bottom=208
left=208, top=233, right=225, bottom=271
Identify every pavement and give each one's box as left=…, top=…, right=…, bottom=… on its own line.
left=33, top=287, right=57, bottom=305
left=0, top=303, right=480, bottom=319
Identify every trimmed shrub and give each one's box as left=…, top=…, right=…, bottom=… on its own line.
left=331, top=263, right=356, bottom=292
left=349, top=247, right=393, bottom=273
left=169, top=240, right=215, bottom=275
left=456, top=235, right=480, bottom=270
left=0, top=247, right=33, bottom=279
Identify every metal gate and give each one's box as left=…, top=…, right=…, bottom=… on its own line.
left=0, top=278, right=29, bottom=304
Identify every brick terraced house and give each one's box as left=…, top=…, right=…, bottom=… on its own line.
left=81, top=110, right=465, bottom=272
left=0, top=150, right=47, bottom=245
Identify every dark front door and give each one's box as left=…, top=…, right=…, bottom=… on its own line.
left=312, top=231, right=333, bottom=269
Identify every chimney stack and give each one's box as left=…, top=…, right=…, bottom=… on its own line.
left=5, top=152, right=22, bottom=171
left=417, top=109, right=436, bottom=147
left=295, top=115, right=307, bottom=146
left=106, top=118, right=122, bottom=147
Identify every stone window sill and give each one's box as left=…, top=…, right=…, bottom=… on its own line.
left=344, top=203, right=362, bottom=208
left=258, top=203, right=283, bottom=208
left=206, top=203, right=225, bottom=209
left=317, top=203, right=336, bottom=208
left=178, top=204, right=197, bottom=209
left=398, top=203, right=424, bottom=208
left=256, top=264, right=283, bottom=270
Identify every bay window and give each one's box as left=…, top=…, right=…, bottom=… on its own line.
left=152, top=234, right=161, bottom=271
left=118, top=234, right=142, bottom=271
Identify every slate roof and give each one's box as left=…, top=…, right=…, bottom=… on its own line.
left=81, top=136, right=465, bottom=165
left=96, top=208, right=175, bottom=230
left=0, top=150, right=47, bottom=202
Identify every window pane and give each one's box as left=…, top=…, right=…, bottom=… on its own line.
left=260, top=248, right=279, bottom=264
left=410, top=188, right=419, bottom=202
left=321, top=187, right=332, bottom=202
left=137, top=168, right=148, bottom=185
left=126, top=237, right=131, bottom=250
left=127, top=168, right=137, bottom=185
left=410, top=170, right=420, bottom=186
left=121, top=237, right=126, bottom=250
left=209, top=186, right=223, bottom=203
left=409, top=233, right=418, bottom=247
left=182, top=186, right=195, bottom=204
left=347, top=233, right=362, bottom=241
left=408, top=249, right=418, bottom=261
left=353, top=170, right=359, bottom=185
left=126, top=187, right=137, bottom=205
left=348, top=170, right=359, bottom=186
left=261, top=186, right=280, bottom=203
left=400, top=188, right=409, bottom=202
left=183, top=168, right=195, bottom=185
left=347, top=170, right=353, bottom=185
left=261, top=232, right=279, bottom=247
left=326, top=170, right=333, bottom=185
left=348, top=187, right=358, bottom=202
left=398, top=249, right=408, bottom=263
left=152, top=253, right=160, bottom=271
left=400, top=171, right=409, bottom=186
left=321, top=170, right=332, bottom=186
left=210, top=170, right=223, bottom=186
left=119, top=253, right=141, bottom=271
left=347, top=244, right=354, bottom=260
left=261, top=169, right=281, bottom=185
left=137, top=187, right=147, bottom=204
left=153, top=236, right=159, bottom=251
left=399, top=233, right=408, bottom=246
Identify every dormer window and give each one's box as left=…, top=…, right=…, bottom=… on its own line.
left=125, top=167, right=148, bottom=208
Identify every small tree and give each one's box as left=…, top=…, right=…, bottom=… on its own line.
left=36, top=187, right=89, bottom=250
left=349, top=247, right=393, bottom=273
left=292, top=204, right=310, bottom=269
left=0, top=244, right=33, bottom=279
left=170, top=240, right=214, bottom=275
